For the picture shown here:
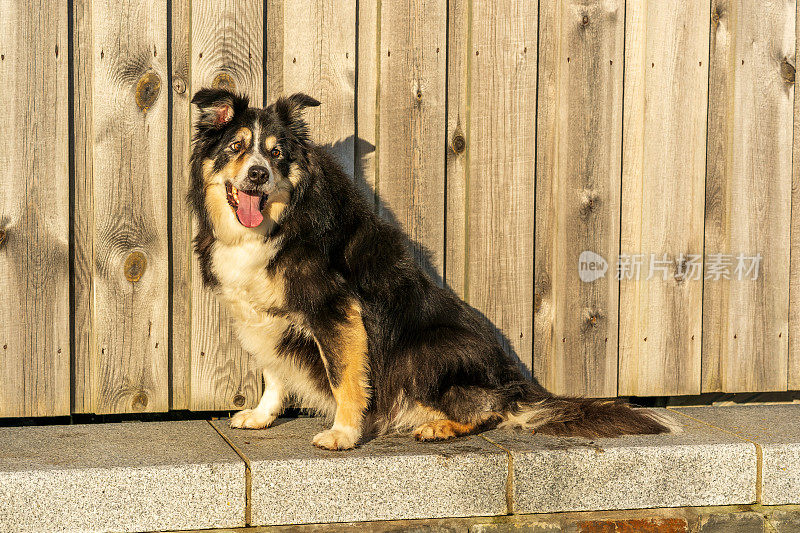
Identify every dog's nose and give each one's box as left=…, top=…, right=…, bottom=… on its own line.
left=248, top=165, right=269, bottom=185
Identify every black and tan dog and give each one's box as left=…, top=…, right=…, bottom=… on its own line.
left=189, top=88, right=678, bottom=450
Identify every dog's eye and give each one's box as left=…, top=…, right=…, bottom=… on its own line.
left=229, top=140, right=243, bottom=152
left=270, top=147, right=282, bottom=158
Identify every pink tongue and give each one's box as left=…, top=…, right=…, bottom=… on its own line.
left=235, top=191, right=264, bottom=228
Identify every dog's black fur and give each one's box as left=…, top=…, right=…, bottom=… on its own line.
left=189, top=88, right=674, bottom=449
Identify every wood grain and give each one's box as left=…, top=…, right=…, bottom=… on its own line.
left=445, top=0, right=469, bottom=298
left=446, top=0, right=537, bottom=372
left=619, top=0, right=709, bottom=396
left=88, top=0, right=170, bottom=413
left=533, top=0, right=624, bottom=397
left=704, top=0, right=794, bottom=392
left=791, top=0, right=800, bottom=391
left=72, top=0, right=95, bottom=413
left=190, top=0, right=264, bottom=410
left=170, top=0, right=191, bottom=409
left=276, top=0, right=357, bottom=176
left=265, top=0, right=284, bottom=103
left=354, top=0, right=379, bottom=204
left=0, top=0, right=70, bottom=417
left=376, top=0, right=447, bottom=280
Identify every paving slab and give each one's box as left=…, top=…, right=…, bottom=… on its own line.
left=213, top=417, right=509, bottom=526
left=675, top=404, right=800, bottom=505
left=482, top=409, right=756, bottom=514
left=0, top=420, right=245, bottom=532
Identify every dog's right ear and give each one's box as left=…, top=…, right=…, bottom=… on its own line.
left=191, top=88, right=249, bottom=130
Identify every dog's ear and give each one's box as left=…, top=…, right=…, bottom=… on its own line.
left=287, top=93, right=321, bottom=109
left=191, top=88, right=249, bottom=130
left=275, top=92, right=320, bottom=124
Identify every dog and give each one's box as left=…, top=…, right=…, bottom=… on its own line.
left=189, top=88, right=678, bottom=450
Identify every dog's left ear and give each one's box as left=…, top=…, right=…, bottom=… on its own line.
left=191, top=88, right=250, bottom=130
left=276, top=92, right=320, bottom=124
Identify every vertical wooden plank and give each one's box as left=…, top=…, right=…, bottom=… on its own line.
left=704, top=0, right=794, bottom=392
left=377, top=1, right=447, bottom=280
left=619, top=0, right=709, bottom=396
left=278, top=0, right=356, bottom=176
left=533, top=0, right=624, bottom=397
left=446, top=0, right=537, bottom=371
left=0, top=0, right=70, bottom=416
left=791, top=0, right=800, bottom=391
left=190, top=0, right=264, bottom=410
left=445, top=0, right=469, bottom=299
left=354, top=0, right=379, bottom=204
left=265, top=0, right=284, bottom=102
left=170, top=0, right=192, bottom=409
left=86, top=0, right=170, bottom=413
left=72, top=0, right=94, bottom=413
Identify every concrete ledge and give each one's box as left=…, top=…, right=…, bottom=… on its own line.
left=0, top=421, right=245, bottom=532
left=675, top=405, right=800, bottom=506
left=483, top=409, right=757, bottom=514
left=2, top=405, right=798, bottom=531
left=214, top=418, right=508, bottom=525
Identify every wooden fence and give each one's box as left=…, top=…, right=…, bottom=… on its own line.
left=1, top=0, right=798, bottom=417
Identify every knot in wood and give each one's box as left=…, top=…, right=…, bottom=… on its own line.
left=124, top=251, right=147, bottom=282
left=534, top=292, right=542, bottom=313
left=581, top=14, right=589, bottom=26
left=233, top=394, right=246, bottom=407
left=451, top=134, right=466, bottom=154
left=0, top=229, right=6, bottom=248
left=172, top=76, right=186, bottom=94
left=580, top=189, right=600, bottom=218
left=781, top=59, right=795, bottom=83
left=581, top=308, right=601, bottom=330
left=412, top=80, right=423, bottom=105
left=132, top=392, right=148, bottom=409
left=135, top=71, right=161, bottom=111
left=212, top=72, right=236, bottom=92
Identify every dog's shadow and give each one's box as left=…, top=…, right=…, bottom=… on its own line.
left=323, top=135, right=535, bottom=384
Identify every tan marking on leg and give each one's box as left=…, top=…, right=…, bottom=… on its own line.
left=388, top=399, right=448, bottom=433
left=413, top=419, right=477, bottom=441
left=312, top=302, right=370, bottom=450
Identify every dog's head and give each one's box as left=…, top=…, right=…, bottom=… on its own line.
left=190, top=88, right=320, bottom=230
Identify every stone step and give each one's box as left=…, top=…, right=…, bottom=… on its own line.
left=0, top=420, right=245, bottom=532
left=673, top=404, right=800, bottom=506
left=0, top=405, right=797, bottom=532
left=212, top=417, right=508, bottom=526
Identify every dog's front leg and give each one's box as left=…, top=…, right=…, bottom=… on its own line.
left=230, top=368, right=285, bottom=429
left=311, top=302, right=370, bottom=450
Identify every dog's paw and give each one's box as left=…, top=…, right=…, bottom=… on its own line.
left=312, top=427, right=359, bottom=450
left=230, top=409, right=276, bottom=430
left=413, top=420, right=461, bottom=441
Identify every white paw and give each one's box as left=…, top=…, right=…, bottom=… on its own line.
left=312, top=427, right=360, bottom=450
left=230, top=409, right=277, bottom=430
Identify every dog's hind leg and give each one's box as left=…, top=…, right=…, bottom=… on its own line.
left=411, top=386, right=504, bottom=441
left=311, top=302, right=370, bottom=450
left=413, top=419, right=477, bottom=441
left=230, top=368, right=285, bottom=429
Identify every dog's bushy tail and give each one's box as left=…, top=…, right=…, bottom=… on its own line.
left=498, top=392, right=681, bottom=438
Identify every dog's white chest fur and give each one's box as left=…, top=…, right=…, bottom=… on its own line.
left=210, top=234, right=336, bottom=416
left=211, top=237, right=289, bottom=355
